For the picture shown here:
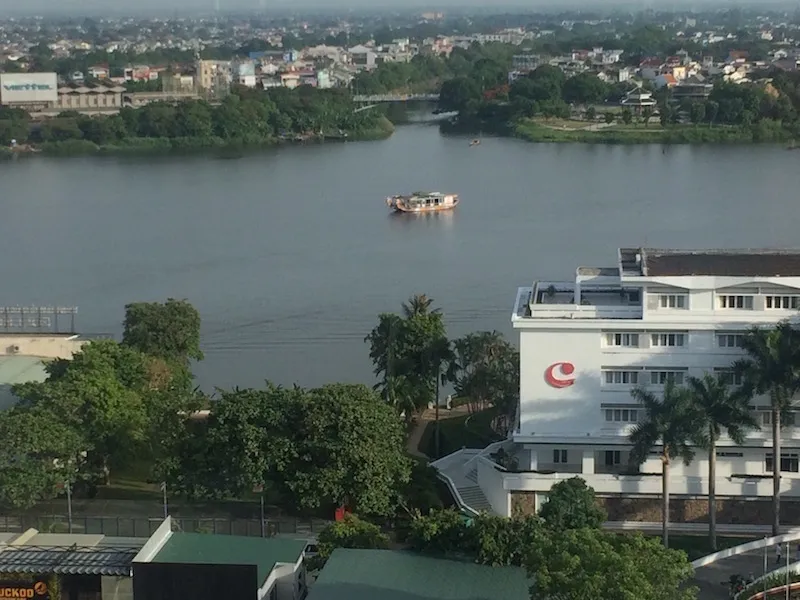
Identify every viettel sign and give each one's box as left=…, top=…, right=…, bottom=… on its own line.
left=545, top=362, right=576, bottom=388
left=0, top=581, right=48, bottom=598
left=2, top=84, right=54, bottom=91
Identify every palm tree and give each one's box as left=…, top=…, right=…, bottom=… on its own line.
left=629, top=380, right=702, bottom=548
left=402, top=294, right=437, bottom=318
left=735, top=322, right=800, bottom=537
left=687, top=373, right=758, bottom=550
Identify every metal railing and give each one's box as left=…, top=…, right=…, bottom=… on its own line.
left=0, top=515, right=329, bottom=539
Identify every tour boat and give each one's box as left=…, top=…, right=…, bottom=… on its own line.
left=386, top=192, right=459, bottom=213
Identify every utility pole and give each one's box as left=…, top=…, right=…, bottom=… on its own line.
left=160, top=482, right=168, bottom=519
left=66, top=481, right=73, bottom=534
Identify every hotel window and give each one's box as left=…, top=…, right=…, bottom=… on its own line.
left=604, top=408, right=639, bottom=423
left=717, top=333, right=745, bottom=348
left=553, top=449, right=568, bottom=464
left=604, top=450, right=622, bottom=466
left=650, top=333, right=686, bottom=347
left=648, top=370, right=686, bottom=385
left=605, top=333, right=639, bottom=348
left=766, top=296, right=800, bottom=310
left=714, top=369, right=743, bottom=386
left=718, top=295, right=754, bottom=310
left=659, top=294, right=687, bottom=309
left=766, top=453, right=800, bottom=473
left=603, top=370, right=640, bottom=385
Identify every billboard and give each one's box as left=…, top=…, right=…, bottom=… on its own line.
left=0, top=72, right=57, bottom=105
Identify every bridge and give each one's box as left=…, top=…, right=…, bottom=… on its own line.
left=352, top=93, right=440, bottom=103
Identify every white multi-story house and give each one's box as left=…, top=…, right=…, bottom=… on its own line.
left=434, top=248, right=800, bottom=522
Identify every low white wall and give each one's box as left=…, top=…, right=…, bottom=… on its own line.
left=499, top=471, right=796, bottom=498
left=476, top=457, right=511, bottom=517
left=0, top=335, right=87, bottom=359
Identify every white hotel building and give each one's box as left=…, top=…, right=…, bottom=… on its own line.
left=433, top=248, right=800, bottom=521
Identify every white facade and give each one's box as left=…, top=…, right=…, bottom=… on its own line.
left=0, top=72, right=57, bottom=105
left=435, top=248, right=800, bottom=518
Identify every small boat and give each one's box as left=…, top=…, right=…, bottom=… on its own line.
left=469, top=139, right=481, bottom=146
left=386, top=192, right=459, bottom=213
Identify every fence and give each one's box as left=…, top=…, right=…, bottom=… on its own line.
left=0, top=515, right=329, bottom=539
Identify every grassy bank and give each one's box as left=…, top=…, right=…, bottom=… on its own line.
left=22, top=116, right=395, bottom=159
left=513, top=118, right=794, bottom=144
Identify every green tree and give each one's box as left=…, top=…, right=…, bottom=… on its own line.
left=690, top=102, right=707, bottom=126
left=450, top=331, right=518, bottom=419
left=184, top=383, right=411, bottom=516
left=642, top=106, right=654, bottom=128
left=13, top=340, right=150, bottom=484
left=538, top=477, right=606, bottom=530
left=705, top=100, right=719, bottom=127
left=562, top=72, right=610, bottom=105
left=438, top=77, right=482, bottom=113
left=687, top=374, right=758, bottom=550
left=175, top=100, right=214, bottom=138
left=585, top=105, right=597, bottom=121
left=365, top=295, right=450, bottom=418
left=621, top=107, right=633, bottom=125
left=0, top=406, right=84, bottom=509
left=317, top=514, right=389, bottom=561
left=629, top=381, right=701, bottom=547
left=604, top=112, right=615, bottom=124
left=123, top=298, right=204, bottom=367
left=735, top=322, right=800, bottom=537
left=527, top=529, right=697, bottom=600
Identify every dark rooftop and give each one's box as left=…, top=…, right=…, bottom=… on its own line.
left=149, top=533, right=306, bottom=584
left=0, top=545, right=139, bottom=576
left=306, top=549, right=530, bottom=600
left=620, top=248, right=800, bottom=277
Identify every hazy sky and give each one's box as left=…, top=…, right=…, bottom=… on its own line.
left=0, top=0, right=787, bottom=16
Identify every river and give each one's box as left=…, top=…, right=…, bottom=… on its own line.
left=1, top=125, right=800, bottom=390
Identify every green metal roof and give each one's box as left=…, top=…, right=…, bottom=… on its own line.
left=150, top=533, right=306, bottom=584
left=307, top=549, right=531, bottom=600
left=0, top=356, right=48, bottom=411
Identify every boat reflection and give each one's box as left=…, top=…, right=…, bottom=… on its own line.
left=388, top=209, right=455, bottom=229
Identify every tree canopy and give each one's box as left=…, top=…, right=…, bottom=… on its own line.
left=165, top=382, right=412, bottom=516
left=538, top=477, right=606, bottom=531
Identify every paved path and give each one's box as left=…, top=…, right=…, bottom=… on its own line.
left=693, top=549, right=792, bottom=600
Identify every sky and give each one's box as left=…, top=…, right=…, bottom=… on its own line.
left=0, top=0, right=790, bottom=16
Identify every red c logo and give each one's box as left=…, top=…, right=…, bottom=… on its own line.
left=545, top=362, right=576, bottom=388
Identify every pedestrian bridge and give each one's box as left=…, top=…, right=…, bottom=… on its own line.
left=352, top=93, right=440, bottom=103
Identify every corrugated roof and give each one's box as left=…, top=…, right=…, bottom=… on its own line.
left=306, top=549, right=531, bottom=600
left=0, top=545, right=140, bottom=576
left=149, top=533, right=306, bottom=584
left=0, top=356, right=48, bottom=411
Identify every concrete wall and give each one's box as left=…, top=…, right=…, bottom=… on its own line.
left=0, top=335, right=87, bottom=359
left=477, top=457, right=511, bottom=517
left=258, top=558, right=306, bottom=600
left=101, top=577, right=133, bottom=600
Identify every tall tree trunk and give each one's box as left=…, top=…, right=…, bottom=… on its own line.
left=662, top=450, right=670, bottom=548
left=708, top=431, right=717, bottom=551
left=772, top=403, right=782, bottom=537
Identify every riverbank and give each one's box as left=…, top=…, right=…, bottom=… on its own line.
left=441, top=115, right=795, bottom=145
left=0, top=116, right=396, bottom=159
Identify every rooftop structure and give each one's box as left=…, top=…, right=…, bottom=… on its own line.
left=0, top=356, right=48, bottom=410
left=306, top=549, right=530, bottom=600
left=133, top=520, right=308, bottom=600
left=436, top=247, right=800, bottom=524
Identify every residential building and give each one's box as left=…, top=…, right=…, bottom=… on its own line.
left=194, top=59, right=232, bottom=99
left=348, top=45, right=376, bottom=69
left=620, top=88, right=657, bottom=113
left=435, top=248, right=800, bottom=524
left=306, top=549, right=530, bottom=600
